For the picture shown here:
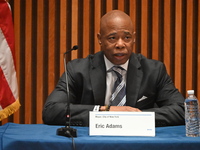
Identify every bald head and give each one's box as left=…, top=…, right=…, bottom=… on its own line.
left=100, top=10, right=133, bottom=34
left=97, top=10, right=135, bottom=65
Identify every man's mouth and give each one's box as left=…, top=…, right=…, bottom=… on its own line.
left=114, top=53, right=126, bottom=57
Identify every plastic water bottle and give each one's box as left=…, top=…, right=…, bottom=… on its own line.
left=199, top=101, right=200, bottom=133
left=185, top=90, right=199, bottom=137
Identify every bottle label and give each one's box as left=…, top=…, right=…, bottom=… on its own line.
left=185, top=101, right=199, bottom=114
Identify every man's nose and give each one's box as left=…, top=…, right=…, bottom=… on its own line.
left=116, top=38, right=125, bottom=49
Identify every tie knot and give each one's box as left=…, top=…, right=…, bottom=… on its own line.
left=112, top=66, right=125, bottom=75
left=112, top=66, right=125, bottom=80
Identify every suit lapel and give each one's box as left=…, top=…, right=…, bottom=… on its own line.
left=90, top=52, right=106, bottom=105
left=126, top=54, right=143, bottom=107
left=89, top=52, right=143, bottom=106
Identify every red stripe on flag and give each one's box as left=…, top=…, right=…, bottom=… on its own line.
left=0, top=67, right=15, bottom=108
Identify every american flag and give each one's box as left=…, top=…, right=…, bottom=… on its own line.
left=0, top=0, right=20, bottom=120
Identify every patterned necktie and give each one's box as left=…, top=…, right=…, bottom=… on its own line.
left=110, top=66, right=126, bottom=106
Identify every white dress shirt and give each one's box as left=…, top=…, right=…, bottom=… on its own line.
left=104, top=55, right=128, bottom=105
left=93, top=55, right=128, bottom=111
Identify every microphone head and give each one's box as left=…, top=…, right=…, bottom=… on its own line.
left=64, top=45, right=78, bottom=54
left=72, top=45, right=78, bottom=50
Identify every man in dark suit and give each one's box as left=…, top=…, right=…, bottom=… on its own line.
left=42, top=10, right=185, bottom=127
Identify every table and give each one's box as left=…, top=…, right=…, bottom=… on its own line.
left=0, top=123, right=200, bottom=150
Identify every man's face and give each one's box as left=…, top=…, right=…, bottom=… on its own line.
left=98, top=17, right=135, bottom=65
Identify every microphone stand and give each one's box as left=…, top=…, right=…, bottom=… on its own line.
left=56, top=46, right=78, bottom=137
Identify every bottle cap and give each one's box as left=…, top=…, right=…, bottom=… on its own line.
left=187, top=90, right=194, bottom=95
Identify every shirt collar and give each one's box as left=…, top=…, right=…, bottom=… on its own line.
left=104, top=55, right=129, bottom=71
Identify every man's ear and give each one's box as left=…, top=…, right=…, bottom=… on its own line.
left=97, top=33, right=101, bottom=45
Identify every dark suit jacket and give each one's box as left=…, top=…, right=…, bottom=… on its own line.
left=42, top=51, right=185, bottom=127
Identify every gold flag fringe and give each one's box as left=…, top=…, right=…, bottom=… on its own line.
left=0, top=99, right=21, bottom=121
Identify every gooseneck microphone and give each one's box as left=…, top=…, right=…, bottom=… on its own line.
left=64, top=45, right=78, bottom=54
left=56, top=45, right=78, bottom=138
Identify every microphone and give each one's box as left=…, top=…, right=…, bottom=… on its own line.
left=56, top=45, right=78, bottom=138
left=64, top=45, right=78, bottom=54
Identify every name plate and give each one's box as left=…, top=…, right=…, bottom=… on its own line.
left=89, top=111, right=155, bottom=136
